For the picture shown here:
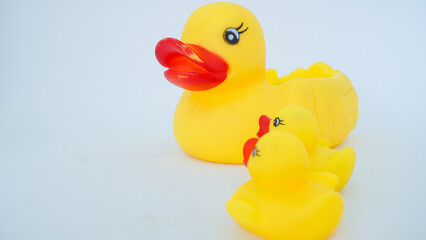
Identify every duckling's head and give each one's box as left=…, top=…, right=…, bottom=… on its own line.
left=243, top=131, right=309, bottom=186
left=155, top=2, right=265, bottom=91
left=257, top=106, right=319, bottom=151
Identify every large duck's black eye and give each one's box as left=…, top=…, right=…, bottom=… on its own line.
left=224, top=28, right=240, bottom=45
left=223, top=23, right=248, bottom=45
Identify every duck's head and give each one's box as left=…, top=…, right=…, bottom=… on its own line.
left=155, top=2, right=265, bottom=91
left=257, top=106, right=319, bottom=152
left=243, top=131, right=309, bottom=187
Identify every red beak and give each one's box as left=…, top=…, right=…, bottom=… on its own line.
left=243, top=138, right=259, bottom=167
left=155, top=38, right=229, bottom=91
left=257, top=115, right=271, bottom=138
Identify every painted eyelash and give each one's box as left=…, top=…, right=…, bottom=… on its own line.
left=273, top=117, right=285, bottom=126
left=235, top=23, right=249, bottom=34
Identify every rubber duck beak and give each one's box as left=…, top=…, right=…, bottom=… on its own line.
left=243, top=138, right=259, bottom=167
left=155, top=38, right=229, bottom=91
left=257, top=115, right=271, bottom=138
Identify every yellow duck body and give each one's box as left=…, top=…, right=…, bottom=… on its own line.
left=156, top=2, right=358, bottom=164
left=227, top=131, right=344, bottom=240
left=257, top=105, right=356, bottom=190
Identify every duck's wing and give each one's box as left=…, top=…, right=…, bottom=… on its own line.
left=226, top=197, right=260, bottom=228
left=266, top=69, right=279, bottom=84
left=330, top=147, right=356, bottom=190
left=266, top=68, right=306, bottom=85
left=272, top=63, right=359, bottom=147
left=307, top=171, right=339, bottom=190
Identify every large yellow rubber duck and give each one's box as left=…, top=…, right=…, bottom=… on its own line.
left=228, top=131, right=344, bottom=240
left=256, top=105, right=356, bottom=190
left=155, top=2, right=359, bottom=164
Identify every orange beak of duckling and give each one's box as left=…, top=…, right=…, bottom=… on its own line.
left=243, top=138, right=259, bottom=167
left=155, top=38, right=229, bottom=91
left=257, top=115, right=271, bottom=138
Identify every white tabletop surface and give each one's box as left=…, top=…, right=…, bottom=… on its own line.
left=1, top=0, right=426, bottom=239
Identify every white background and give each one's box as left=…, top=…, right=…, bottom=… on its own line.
left=1, top=0, right=426, bottom=239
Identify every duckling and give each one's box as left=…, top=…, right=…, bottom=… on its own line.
left=228, top=131, right=344, bottom=240
left=257, top=105, right=356, bottom=190
left=155, top=2, right=358, bottom=163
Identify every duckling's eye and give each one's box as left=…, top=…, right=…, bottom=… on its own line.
left=273, top=117, right=284, bottom=127
left=223, top=23, right=248, bottom=45
left=252, top=147, right=260, bottom=157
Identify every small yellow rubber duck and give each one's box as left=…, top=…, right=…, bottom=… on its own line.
left=228, top=131, right=344, bottom=240
left=155, top=2, right=359, bottom=164
left=256, top=105, right=356, bottom=190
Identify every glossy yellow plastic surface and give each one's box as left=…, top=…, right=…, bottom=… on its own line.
left=170, top=2, right=359, bottom=163
left=260, top=106, right=356, bottom=190
left=227, top=131, right=344, bottom=240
